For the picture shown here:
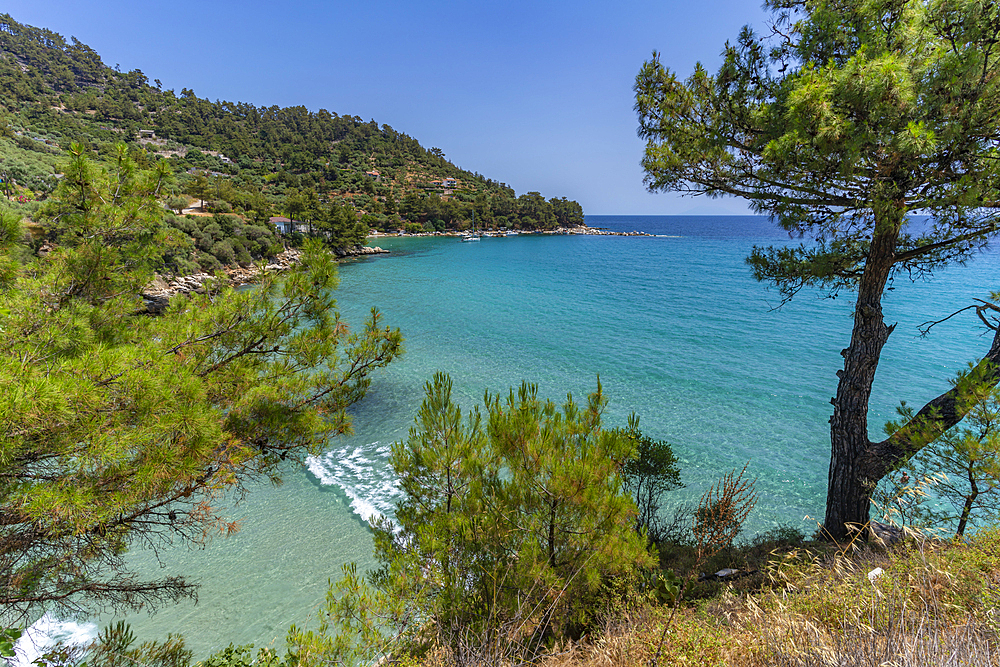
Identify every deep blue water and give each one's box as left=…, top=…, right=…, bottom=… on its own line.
left=47, top=215, right=998, bottom=658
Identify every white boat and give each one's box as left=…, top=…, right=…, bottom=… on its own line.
left=461, top=211, right=481, bottom=242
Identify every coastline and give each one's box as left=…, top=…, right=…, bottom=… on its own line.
left=142, top=222, right=654, bottom=312
left=141, top=244, right=390, bottom=313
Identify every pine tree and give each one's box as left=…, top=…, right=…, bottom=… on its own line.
left=0, top=144, right=402, bottom=623
left=361, top=374, right=652, bottom=658
left=635, top=0, right=1000, bottom=539
left=885, top=362, right=1000, bottom=536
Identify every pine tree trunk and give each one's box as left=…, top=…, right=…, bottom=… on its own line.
left=957, top=475, right=978, bottom=537
left=957, top=495, right=974, bottom=537
left=825, top=224, right=899, bottom=541
left=823, top=207, right=1000, bottom=540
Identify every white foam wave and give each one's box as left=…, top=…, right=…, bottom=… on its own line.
left=12, top=614, right=96, bottom=667
left=306, top=442, right=402, bottom=526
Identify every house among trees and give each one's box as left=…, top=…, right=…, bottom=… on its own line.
left=270, top=216, right=296, bottom=234
left=365, top=170, right=381, bottom=181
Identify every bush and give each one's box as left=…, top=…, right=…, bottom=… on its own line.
left=168, top=216, right=198, bottom=235
left=242, top=224, right=272, bottom=241
left=169, top=257, right=200, bottom=277
left=617, top=414, right=683, bottom=545
left=210, top=215, right=244, bottom=237
left=210, top=240, right=236, bottom=265
left=232, top=239, right=252, bottom=266
left=200, top=221, right=223, bottom=238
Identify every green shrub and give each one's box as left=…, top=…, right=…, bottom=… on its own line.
left=232, top=239, right=252, bottom=266
left=210, top=239, right=236, bottom=264
left=196, top=251, right=222, bottom=273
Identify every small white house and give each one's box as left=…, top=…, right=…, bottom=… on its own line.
left=270, top=216, right=293, bottom=234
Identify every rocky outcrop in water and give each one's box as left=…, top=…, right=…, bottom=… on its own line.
left=556, top=225, right=652, bottom=236
left=333, top=245, right=390, bottom=258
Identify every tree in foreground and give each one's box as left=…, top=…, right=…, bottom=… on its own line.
left=884, top=361, right=1000, bottom=537
left=635, top=0, right=1000, bottom=539
left=311, top=373, right=652, bottom=664
left=0, top=144, right=402, bottom=624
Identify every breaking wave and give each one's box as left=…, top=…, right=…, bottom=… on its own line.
left=12, top=614, right=96, bottom=667
left=305, top=442, right=402, bottom=526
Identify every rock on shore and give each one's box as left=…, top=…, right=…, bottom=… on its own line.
left=557, top=225, right=652, bottom=236
left=332, top=245, right=391, bottom=258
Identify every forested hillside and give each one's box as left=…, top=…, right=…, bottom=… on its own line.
left=0, top=13, right=584, bottom=268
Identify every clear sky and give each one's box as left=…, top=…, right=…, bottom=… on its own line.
left=4, top=1, right=772, bottom=215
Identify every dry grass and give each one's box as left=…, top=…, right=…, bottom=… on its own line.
left=410, top=529, right=1000, bottom=667
left=703, top=531, right=1000, bottom=667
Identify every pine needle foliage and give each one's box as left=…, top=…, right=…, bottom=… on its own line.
left=0, top=144, right=402, bottom=624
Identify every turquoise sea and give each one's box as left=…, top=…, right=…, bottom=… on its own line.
left=23, top=215, right=999, bottom=660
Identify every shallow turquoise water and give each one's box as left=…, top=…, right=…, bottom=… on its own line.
left=56, top=215, right=999, bottom=658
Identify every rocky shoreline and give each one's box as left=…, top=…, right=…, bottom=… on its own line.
left=141, top=244, right=389, bottom=313
left=139, top=224, right=647, bottom=314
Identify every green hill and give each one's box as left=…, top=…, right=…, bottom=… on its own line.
left=0, top=12, right=584, bottom=269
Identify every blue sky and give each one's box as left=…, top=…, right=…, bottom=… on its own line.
left=5, top=1, right=772, bottom=214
